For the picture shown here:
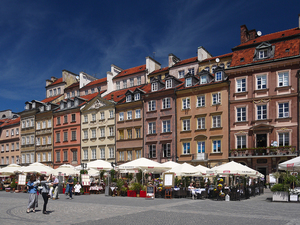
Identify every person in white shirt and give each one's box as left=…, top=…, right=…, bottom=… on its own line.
left=188, top=183, right=197, bottom=199
left=74, top=182, right=82, bottom=195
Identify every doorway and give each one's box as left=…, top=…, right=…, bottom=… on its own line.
left=256, top=134, right=267, bottom=148
left=257, top=167, right=267, bottom=184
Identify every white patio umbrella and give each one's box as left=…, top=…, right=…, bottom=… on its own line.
left=0, top=164, right=21, bottom=175
left=278, top=156, right=300, bottom=171
left=195, top=164, right=209, bottom=175
left=206, top=161, right=258, bottom=176
left=88, top=168, right=100, bottom=177
left=169, top=162, right=202, bottom=176
left=161, top=161, right=180, bottom=170
left=18, top=162, right=54, bottom=175
left=52, top=164, right=79, bottom=176
left=118, top=158, right=171, bottom=173
left=75, top=160, right=112, bottom=171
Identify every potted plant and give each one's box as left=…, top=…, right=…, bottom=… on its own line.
left=10, top=178, right=17, bottom=192
left=116, top=179, right=124, bottom=196
left=132, top=182, right=142, bottom=197
left=120, top=186, right=127, bottom=196
left=271, top=183, right=289, bottom=202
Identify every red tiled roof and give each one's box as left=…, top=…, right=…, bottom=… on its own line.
left=41, top=95, right=63, bottom=103
left=0, top=117, right=20, bottom=128
left=80, top=92, right=100, bottom=101
left=237, top=27, right=300, bottom=47
left=201, top=52, right=233, bottom=63
left=231, top=38, right=300, bottom=67
left=172, top=56, right=198, bottom=67
left=113, top=65, right=146, bottom=79
left=65, top=82, right=79, bottom=90
left=84, top=77, right=107, bottom=88
left=149, top=67, right=169, bottom=75
left=47, top=78, right=64, bottom=87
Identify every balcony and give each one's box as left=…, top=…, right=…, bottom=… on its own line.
left=229, top=146, right=297, bottom=158
left=192, top=153, right=208, bottom=162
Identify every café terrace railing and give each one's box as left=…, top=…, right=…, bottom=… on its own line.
left=229, top=146, right=296, bottom=158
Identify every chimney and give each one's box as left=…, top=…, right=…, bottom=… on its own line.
left=168, top=54, right=180, bottom=67
left=111, top=93, right=114, bottom=101
left=197, top=46, right=213, bottom=62
left=240, top=25, right=249, bottom=44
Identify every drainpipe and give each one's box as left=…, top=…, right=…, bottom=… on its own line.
left=142, top=97, right=145, bottom=158
left=174, top=87, right=178, bottom=162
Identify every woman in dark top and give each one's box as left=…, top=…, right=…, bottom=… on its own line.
left=27, top=175, right=39, bottom=213
left=40, top=174, right=52, bottom=214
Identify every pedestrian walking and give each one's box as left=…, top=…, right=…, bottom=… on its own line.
left=52, top=176, right=59, bottom=200
left=66, top=176, right=74, bottom=199
left=26, top=175, right=40, bottom=213
left=40, top=174, right=52, bottom=214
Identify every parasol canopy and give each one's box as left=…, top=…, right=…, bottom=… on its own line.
left=0, top=164, right=21, bottom=175
left=52, top=164, right=79, bottom=176
left=278, top=156, right=300, bottom=171
left=17, top=162, right=54, bottom=175
left=168, top=162, right=202, bottom=176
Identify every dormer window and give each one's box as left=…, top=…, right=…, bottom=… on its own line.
left=91, top=88, right=95, bottom=94
left=49, top=90, right=53, bottom=96
left=46, top=105, right=51, bottom=111
left=67, top=101, right=71, bottom=108
left=166, top=80, right=172, bottom=89
left=74, top=99, right=78, bottom=106
left=67, top=93, right=70, bottom=99
left=32, top=102, right=36, bottom=109
left=126, top=95, right=132, bottom=102
left=40, top=106, right=44, bottom=112
left=72, top=91, right=75, bottom=97
left=25, top=104, right=30, bottom=110
left=60, top=103, right=64, bottom=110
left=151, top=83, right=158, bottom=92
left=186, top=78, right=192, bottom=87
left=134, top=93, right=140, bottom=101
left=254, top=42, right=274, bottom=61
left=258, top=49, right=268, bottom=59
left=200, top=75, right=207, bottom=84
left=53, top=89, right=57, bottom=96
left=188, top=68, right=194, bottom=75
left=215, top=72, right=222, bottom=81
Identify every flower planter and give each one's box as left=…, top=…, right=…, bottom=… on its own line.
left=272, top=191, right=289, bottom=202
left=289, top=194, right=298, bottom=202
left=5, top=188, right=10, bottom=192
left=140, top=190, right=146, bottom=197
left=127, top=190, right=136, bottom=197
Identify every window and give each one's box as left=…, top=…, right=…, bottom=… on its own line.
left=162, top=143, right=171, bottom=157
left=258, top=49, right=268, bottom=59
left=37, top=153, right=41, bottom=162
left=16, top=128, right=19, bottom=135
left=91, top=88, right=95, bottom=94
left=26, top=136, right=29, bottom=144
left=178, top=70, right=185, bottom=78
left=91, top=148, right=96, bottom=159
left=36, top=122, right=41, bottom=130
left=162, top=98, right=171, bottom=109
left=162, top=120, right=171, bottom=133
left=48, top=120, right=51, bottom=128
left=236, top=136, right=246, bottom=149
left=16, top=142, right=19, bottom=150
left=183, top=142, right=190, bottom=154
left=127, top=151, right=132, bottom=161
left=71, top=114, right=76, bottom=122
left=11, top=156, right=15, bottom=164
left=278, top=72, right=289, bottom=87
left=109, top=127, right=114, bottom=136
left=212, top=93, right=221, bottom=105
left=136, top=150, right=141, bottom=159
left=188, top=68, right=194, bottom=75
left=26, top=120, right=29, bottom=127
left=73, top=150, right=77, bottom=161
left=278, top=132, right=290, bottom=147
left=6, top=130, right=9, bottom=137
left=119, top=130, right=124, bottom=140
left=82, top=149, right=88, bottom=160
left=213, top=140, right=221, bottom=153
left=56, top=152, right=60, bottom=162
left=236, top=78, right=246, bottom=92
left=127, top=111, right=132, bottom=120
left=130, top=78, right=134, bottom=87
left=127, top=129, right=132, bottom=139
left=148, top=122, right=156, bottom=134
left=182, top=119, right=190, bottom=131
left=63, top=132, right=68, bottom=142
left=256, top=75, right=267, bottom=89
left=123, top=80, right=127, bottom=88
left=197, top=141, right=205, bottom=153
left=134, top=93, right=140, bottom=101
left=148, top=101, right=156, bottom=111
left=109, top=147, right=114, bottom=158
left=257, top=105, right=267, bottom=120
left=48, top=152, right=51, bottom=162
left=237, top=107, right=246, bottom=122
left=6, top=144, right=9, bottom=151
left=6, top=156, right=9, bottom=165
left=137, top=77, right=141, bottom=85
left=100, top=112, right=105, bottom=120
left=135, top=109, right=141, bottom=119
left=49, top=90, right=53, bottom=96
left=151, top=83, right=158, bottom=92
left=212, top=65, right=217, bottom=73
left=197, top=117, right=205, bottom=129
left=212, top=115, right=221, bottom=128
left=182, top=98, right=190, bottom=109
left=83, top=130, right=88, bottom=139
left=84, top=115, right=88, bottom=123
left=197, top=95, right=205, bottom=107
left=58, top=87, right=61, bottom=94
left=215, top=72, right=222, bottom=81
left=85, top=90, right=88, bottom=95
left=71, top=130, right=76, bottom=140
left=100, top=128, right=105, bottom=137
left=47, top=136, right=51, bottom=144
left=166, top=79, right=172, bottom=89
left=57, top=117, right=61, bottom=125
left=56, top=133, right=60, bottom=142
left=200, top=75, right=207, bottom=84
left=149, top=145, right=156, bottom=158
left=31, top=135, right=34, bottom=144
left=11, top=129, right=14, bottom=136
left=31, top=153, right=34, bottom=163
left=42, top=153, right=46, bottom=162
left=92, top=129, right=97, bottom=138
left=100, top=148, right=105, bottom=159
left=119, top=151, right=125, bottom=161
left=109, top=110, right=114, bottom=118
left=278, top=103, right=289, bottom=118
left=91, top=114, right=96, bottom=122
left=64, top=115, right=68, bottom=123
left=126, top=95, right=132, bottom=102
left=119, top=112, right=124, bottom=121
left=42, top=137, right=46, bottom=145
left=116, top=81, right=120, bottom=90
left=22, top=121, right=25, bottom=128
left=186, top=78, right=192, bottom=87
left=136, top=128, right=141, bottom=138
left=1, top=145, right=3, bottom=152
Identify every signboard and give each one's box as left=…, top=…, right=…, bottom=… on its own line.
left=163, top=172, right=174, bottom=187
left=223, top=170, right=231, bottom=174
left=269, top=174, right=276, bottom=183
left=18, top=175, right=26, bottom=185
left=81, top=174, right=90, bottom=186
left=146, top=185, right=154, bottom=197
left=287, top=163, right=294, bottom=168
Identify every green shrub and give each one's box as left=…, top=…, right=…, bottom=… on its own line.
left=271, top=183, right=288, bottom=192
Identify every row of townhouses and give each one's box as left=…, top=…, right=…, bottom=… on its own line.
left=1, top=19, right=300, bottom=180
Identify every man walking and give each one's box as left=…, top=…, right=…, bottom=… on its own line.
left=52, top=176, right=59, bottom=200
left=66, top=176, right=74, bottom=199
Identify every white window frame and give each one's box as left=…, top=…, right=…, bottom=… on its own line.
left=236, top=107, right=246, bottom=122
left=197, top=95, right=205, bottom=107
left=182, top=119, right=190, bottom=131
left=182, top=98, right=190, bottom=109
left=178, top=70, right=185, bottom=78
left=127, top=111, right=132, bottom=120
left=151, top=82, right=158, bottom=92
left=213, top=140, right=221, bottom=153
left=212, top=92, right=221, bottom=105
left=183, top=142, right=190, bottom=154
left=135, top=109, right=141, bottom=119
left=256, top=75, right=267, bottom=90
left=148, top=122, right=156, bottom=134
left=130, top=78, right=134, bottom=87
left=126, top=95, right=132, bottom=102
left=257, top=105, right=267, bottom=120
left=212, top=115, right=221, bottom=128
left=148, top=101, right=156, bottom=111
left=278, top=71, right=289, bottom=87
left=123, top=80, right=127, bottom=88
left=162, top=98, right=171, bottom=109
left=236, top=78, right=246, bottom=92
left=278, top=102, right=289, bottom=118
left=200, top=75, right=207, bottom=84
left=197, top=117, right=205, bottom=129
left=215, top=72, right=222, bottom=81
left=162, top=120, right=171, bottom=133
left=237, top=135, right=246, bottom=149
left=166, top=79, right=172, bottom=89
left=149, top=144, right=156, bottom=158
left=116, top=81, right=120, bottom=90
left=119, top=112, right=124, bottom=121
left=134, top=93, right=140, bottom=101
left=278, top=132, right=290, bottom=147
left=186, top=77, right=192, bottom=87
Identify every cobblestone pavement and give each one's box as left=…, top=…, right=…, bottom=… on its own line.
left=1, top=189, right=300, bottom=225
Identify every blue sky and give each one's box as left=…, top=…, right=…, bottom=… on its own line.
left=0, top=0, right=299, bottom=113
